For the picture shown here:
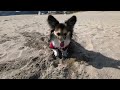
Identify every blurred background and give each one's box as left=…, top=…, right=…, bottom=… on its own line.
left=0, top=11, right=79, bottom=16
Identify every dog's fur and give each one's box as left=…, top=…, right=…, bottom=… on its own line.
left=47, top=15, right=77, bottom=59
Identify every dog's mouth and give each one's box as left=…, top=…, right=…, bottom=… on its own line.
left=60, top=41, right=64, bottom=47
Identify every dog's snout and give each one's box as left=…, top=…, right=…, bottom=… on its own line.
left=59, top=36, right=64, bottom=41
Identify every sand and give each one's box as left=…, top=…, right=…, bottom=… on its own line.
left=0, top=11, right=120, bottom=79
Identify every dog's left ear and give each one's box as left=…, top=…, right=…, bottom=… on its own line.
left=47, top=15, right=59, bottom=29
left=65, top=15, right=77, bottom=28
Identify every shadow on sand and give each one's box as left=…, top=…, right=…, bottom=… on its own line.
left=68, top=39, right=120, bottom=69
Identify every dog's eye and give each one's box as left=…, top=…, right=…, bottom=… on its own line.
left=57, top=33, right=61, bottom=36
left=64, top=33, right=67, bottom=36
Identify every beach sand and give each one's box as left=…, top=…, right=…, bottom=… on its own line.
left=0, top=11, right=120, bottom=79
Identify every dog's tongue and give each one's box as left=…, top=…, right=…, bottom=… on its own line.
left=60, top=41, right=64, bottom=47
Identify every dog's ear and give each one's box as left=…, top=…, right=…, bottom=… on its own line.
left=65, top=15, right=77, bottom=29
left=47, top=15, right=59, bottom=29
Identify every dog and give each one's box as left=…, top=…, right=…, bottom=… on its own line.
left=47, top=15, right=77, bottom=59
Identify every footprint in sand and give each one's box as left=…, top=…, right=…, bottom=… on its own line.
left=0, top=52, right=7, bottom=59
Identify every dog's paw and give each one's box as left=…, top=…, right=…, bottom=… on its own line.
left=52, top=49, right=59, bottom=57
left=52, top=49, right=62, bottom=59
left=52, top=53, right=57, bottom=60
left=62, top=50, right=68, bottom=59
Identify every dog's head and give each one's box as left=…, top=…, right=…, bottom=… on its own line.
left=47, top=15, right=77, bottom=42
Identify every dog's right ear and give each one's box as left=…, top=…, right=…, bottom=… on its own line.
left=65, top=15, right=77, bottom=29
left=47, top=15, right=59, bottom=29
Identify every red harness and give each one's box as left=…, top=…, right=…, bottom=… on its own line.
left=49, top=41, right=69, bottom=51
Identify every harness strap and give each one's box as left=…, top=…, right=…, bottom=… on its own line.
left=49, top=42, right=57, bottom=49
left=49, top=42, right=69, bottom=51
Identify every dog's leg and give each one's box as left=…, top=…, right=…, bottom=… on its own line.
left=52, top=49, right=59, bottom=57
left=52, top=49, right=62, bottom=59
left=62, top=49, right=68, bottom=59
